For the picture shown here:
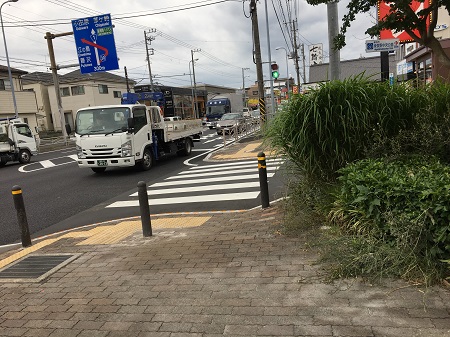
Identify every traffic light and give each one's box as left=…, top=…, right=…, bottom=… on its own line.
left=271, top=63, right=279, bottom=79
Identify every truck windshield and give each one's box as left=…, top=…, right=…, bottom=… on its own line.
left=75, top=107, right=130, bottom=135
left=207, top=105, right=226, bottom=116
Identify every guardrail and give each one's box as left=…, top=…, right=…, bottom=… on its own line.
left=220, top=118, right=261, bottom=146
left=38, top=136, right=75, bottom=151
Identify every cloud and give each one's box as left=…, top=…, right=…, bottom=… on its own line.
left=1, top=0, right=377, bottom=88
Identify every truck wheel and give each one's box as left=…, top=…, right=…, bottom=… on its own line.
left=92, top=168, right=106, bottom=173
left=18, top=150, right=31, bottom=164
left=178, top=139, right=192, bottom=156
left=140, top=148, right=154, bottom=171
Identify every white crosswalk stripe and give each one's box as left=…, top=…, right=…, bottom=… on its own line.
left=106, top=158, right=285, bottom=209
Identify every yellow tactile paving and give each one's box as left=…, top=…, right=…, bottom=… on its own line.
left=76, top=216, right=211, bottom=245
left=76, top=221, right=141, bottom=245
left=152, top=216, right=211, bottom=228
left=0, top=216, right=212, bottom=269
left=0, top=238, right=59, bottom=269
left=213, top=142, right=275, bottom=159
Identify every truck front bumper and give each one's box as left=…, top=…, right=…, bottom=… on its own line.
left=77, top=157, right=136, bottom=168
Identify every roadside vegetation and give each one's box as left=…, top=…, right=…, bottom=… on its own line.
left=264, top=75, right=450, bottom=286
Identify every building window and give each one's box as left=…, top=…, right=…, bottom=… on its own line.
left=0, top=79, right=11, bottom=90
left=71, top=85, right=85, bottom=95
left=98, top=84, right=109, bottom=94
left=113, top=90, right=121, bottom=98
left=60, top=87, right=70, bottom=97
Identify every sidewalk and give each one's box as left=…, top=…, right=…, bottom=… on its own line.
left=0, top=137, right=449, bottom=337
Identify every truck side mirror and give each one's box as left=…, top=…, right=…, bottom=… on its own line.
left=127, top=117, right=135, bottom=131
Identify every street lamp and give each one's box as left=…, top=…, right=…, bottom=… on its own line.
left=189, top=58, right=198, bottom=118
left=275, top=47, right=290, bottom=98
left=191, top=49, right=200, bottom=118
left=0, top=0, right=18, bottom=118
left=242, top=68, right=249, bottom=107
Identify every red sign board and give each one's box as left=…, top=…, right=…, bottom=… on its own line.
left=378, top=1, right=431, bottom=42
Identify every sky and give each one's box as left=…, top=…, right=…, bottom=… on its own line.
left=0, top=0, right=378, bottom=89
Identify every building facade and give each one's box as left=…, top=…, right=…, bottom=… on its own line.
left=23, top=70, right=133, bottom=132
left=0, top=65, right=40, bottom=133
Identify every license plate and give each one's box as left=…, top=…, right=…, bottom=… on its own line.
left=97, top=160, right=108, bottom=166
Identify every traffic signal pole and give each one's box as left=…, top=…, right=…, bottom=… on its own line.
left=250, top=0, right=266, bottom=123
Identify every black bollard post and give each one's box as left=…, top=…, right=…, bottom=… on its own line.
left=137, top=181, right=152, bottom=237
left=11, top=185, right=32, bottom=247
left=257, top=152, right=270, bottom=208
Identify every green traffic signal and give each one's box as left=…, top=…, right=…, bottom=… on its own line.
left=272, top=70, right=279, bottom=79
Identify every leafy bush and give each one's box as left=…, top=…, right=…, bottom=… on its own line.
left=265, top=75, right=421, bottom=181
left=327, top=156, right=450, bottom=283
left=366, top=81, right=450, bottom=163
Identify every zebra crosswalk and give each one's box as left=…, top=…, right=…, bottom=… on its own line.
left=106, top=158, right=284, bottom=209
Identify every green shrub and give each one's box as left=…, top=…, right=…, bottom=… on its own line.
left=366, top=81, right=450, bottom=163
left=330, top=156, right=450, bottom=262
left=265, top=75, right=418, bottom=181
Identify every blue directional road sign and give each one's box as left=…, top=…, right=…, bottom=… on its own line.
left=72, top=14, right=119, bottom=74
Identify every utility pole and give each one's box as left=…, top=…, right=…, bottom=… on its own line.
left=292, top=20, right=301, bottom=87
left=301, top=44, right=306, bottom=83
left=144, top=30, right=155, bottom=92
left=250, top=0, right=266, bottom=122
left=327, top=1, right=341, bottom=80
left=124, top=66, right=130, bottom=93
left=264, top=0, right=276, bottom=117
left=45, top=31, right=74, bottom=142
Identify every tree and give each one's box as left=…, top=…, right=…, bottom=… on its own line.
left=306, top=0, right=450, bottom=69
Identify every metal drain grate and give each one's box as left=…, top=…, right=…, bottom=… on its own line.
left=0, top=254, right=79, bottom=282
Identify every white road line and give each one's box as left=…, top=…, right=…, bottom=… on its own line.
left=67, top=154, right=78, bottom=160
left=152, top=173, right=275, bottom=187
left=106, top=191, right=260, bottom=208
left=40, top=160, right=56, bottom=168
left=204, top=139, right=219, bottom=144
left=188, top=159, right=284, bottom=170
left=168, top=166, right=280, bottom=179
left=185, top=160, right=284, bottom=173
left=130, top=181, right=261, bottom=197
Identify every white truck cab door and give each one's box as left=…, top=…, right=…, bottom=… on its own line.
left=131, top=106, right=151, bottom=157
left=13, top=124, right=37, bottom=152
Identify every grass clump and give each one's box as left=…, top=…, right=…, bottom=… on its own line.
left=265, top=77, right=450, bottom=285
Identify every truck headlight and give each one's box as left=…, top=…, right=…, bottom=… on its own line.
left=76, top=145, right=86, bottom=159
left=121, top=140, right=132, bottom=157
left=216, top=123, right=221, bottom=128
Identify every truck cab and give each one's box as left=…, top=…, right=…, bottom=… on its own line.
left=205, top=98, right=231, bottom=129
left=0, top=118, right=38, bottom=167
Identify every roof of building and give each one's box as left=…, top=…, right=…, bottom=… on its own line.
left=60, top=69, right=133, bottom=85
left=21, top=69, right=134, bottom=86
left=0, top=65, right=28, bottom=75
left=308, top=54, right=399, bottom=83
left=21, top=72, right=56, bottom=85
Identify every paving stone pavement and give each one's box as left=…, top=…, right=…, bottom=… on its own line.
left=0, top=138, right=449, bottom=337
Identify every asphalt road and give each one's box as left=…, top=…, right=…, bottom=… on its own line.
left=0, top=128, right=286, bottom=246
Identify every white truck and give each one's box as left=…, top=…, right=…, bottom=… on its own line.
left=74, top=104, right=203, bottom=173
left=0, top=118, right=38, bottom=167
